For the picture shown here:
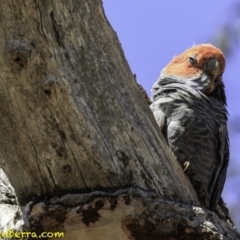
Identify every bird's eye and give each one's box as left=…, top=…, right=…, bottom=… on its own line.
left=188, top=56, right=196, bottom=64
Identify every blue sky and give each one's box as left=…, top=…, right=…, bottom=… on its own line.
left=103, top=0, right=240, bottom=228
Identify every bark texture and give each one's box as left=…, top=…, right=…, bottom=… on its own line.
left=1, top=188, right=239, bottom=240
left=0, top=0, right=196, bottom=205
left=0, top=0, right=239, bottom=239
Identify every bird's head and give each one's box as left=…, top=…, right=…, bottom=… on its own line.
left=163, top=44, right=226, bottom=104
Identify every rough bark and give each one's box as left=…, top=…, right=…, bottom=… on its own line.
left=0, top=0, right=196, bottom=206
left=0, top=0, right=239, bottom=239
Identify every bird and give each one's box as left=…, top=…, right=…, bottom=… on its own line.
left=150, top=44, right=229, bottom=210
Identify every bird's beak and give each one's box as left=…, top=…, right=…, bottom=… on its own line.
left=207, top=58, right=221, bottom=82
left=204, top=58, right=221, bottom=95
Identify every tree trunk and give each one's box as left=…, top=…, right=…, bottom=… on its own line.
left=0, top=0, right=239, bottom=239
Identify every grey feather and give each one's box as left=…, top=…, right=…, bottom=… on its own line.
left=150, top=73, right=229, bottom=209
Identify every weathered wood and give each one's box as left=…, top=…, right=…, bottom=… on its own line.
left=0, top=0, right=196, bottom=205
left=17, top=188, right=240, bottom=240
left=0, top=0, right=239, bottom=239
left=0, top=167, right=18, bottom=231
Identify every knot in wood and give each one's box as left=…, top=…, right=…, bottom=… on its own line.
left=8, top=41, right=31, bottom=71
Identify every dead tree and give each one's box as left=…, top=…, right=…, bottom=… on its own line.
left=0, top=0, right=239, bottom=239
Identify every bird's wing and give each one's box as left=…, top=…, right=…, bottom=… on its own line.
left=150, top=99, right=168, bottom=138
left=209, top=125, right=229, bottom=209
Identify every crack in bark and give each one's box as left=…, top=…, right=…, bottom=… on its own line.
left=70, top=107, right=111, bottom=189
left=46, top=165, right=56, bottom=187
left=15, top=97, right=48, bottom=193
left=68, top=146, right=89, bottom=190
left=35, top=0, right=48, bottom=43
left=35, top=0, right=58, bottom=61
left=13, top=99, right=61, bottom=193
left=77, top=97, right=121, bottom=177
left=43, top=99, right=92, bottom=189
left=50, top=11, right=64, bottom=48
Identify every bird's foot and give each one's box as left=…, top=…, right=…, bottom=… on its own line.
left=183, top=161, right=190, bottom=172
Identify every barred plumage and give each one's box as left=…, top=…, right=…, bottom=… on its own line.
left=150, top=44, right=229, bottom=209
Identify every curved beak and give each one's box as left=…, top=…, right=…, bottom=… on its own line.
left=204, top=58, right=222, bottom=95
left=207, top=58, right=221, bottom=81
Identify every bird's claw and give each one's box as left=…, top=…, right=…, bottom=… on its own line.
left=183, top=161, right=190, bottom=172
